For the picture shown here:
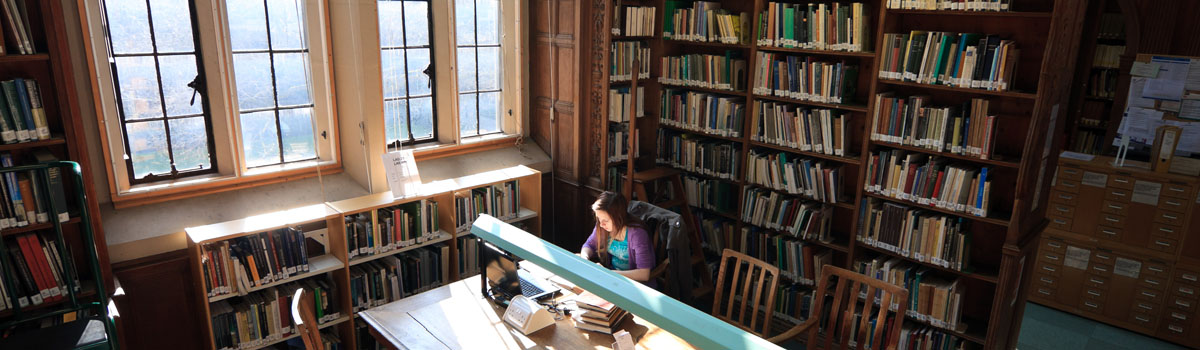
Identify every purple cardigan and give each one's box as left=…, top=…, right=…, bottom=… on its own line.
left=583, top=226, right=657, bottom=287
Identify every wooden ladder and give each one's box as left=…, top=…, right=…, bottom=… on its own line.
left=628, top=167, right=714, bottom=300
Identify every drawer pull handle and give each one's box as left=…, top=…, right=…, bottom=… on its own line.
left=1057, top=207, right=1069, bottom=212
left=1166, top=200, right=1181, bottom=206
left=1185, top=274, right=1198, bottom=282
left=1101, top=230, right=1117, bottom=236
left=1085, top=302, right=1099, bottom=308
left=1135, top=316, right=1150, bottom=322
left=1160, top=227, right=1175, bottom=233
left=1043, top=266, right=1057, bottom=272
left=1046, top=255, right=1060, bottom=261
left=1169, top=325, right=1183, bottom=333
left=1115, top=178, right=1129, bottom=183
left=1054, top=219, right=1067, bottom=225
left=1064, top=182, right=1077, bottom=187
left=1170, top=187, right=1185, bottom=192
left=1139, top=304, right=1153, bottom=310
left=1038, top=289, right=1052, bottom=295
left=1064, top=169, right=1079, bottom=175
left=1112, top=191, right=1125, bottom=196
left=1147, top=279, right=1161, bottom=286
left=1040, top=277, right=1054, bottom=283
left=1107, top=204, right=1122, bottom=210
left=1088, top=290, right=1102, bottom=297
left=1097, top=254, right=1111, bottom=259
left=1105, top=217, right=1120, bottom=223
left=1048, top=242, right=1063, bottom=248
left=1058, top=194, right=1072, bottom=200
left=1090, top=278, right=1104, bottom=284
left=1173, top=313, right=1187, bottom=320
left=1142, top=291, right=1157, bottom=298
left=1155, top=240, right=1172, bottom=247
left=1163, top=214, right=1178, bottom=220
left=1176, top=300, right=1191, bottom=308
left=1181, top=287, right=1195, bottom=295
left=1149, top=267, right=1165, bottom=273
left=1094, top=266, right=1108, bottom=272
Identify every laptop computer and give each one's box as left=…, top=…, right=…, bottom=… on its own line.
left=479, top=239, right=560, bottom=303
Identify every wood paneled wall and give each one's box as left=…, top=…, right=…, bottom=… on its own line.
left=112, top=250, right=204, bottom=350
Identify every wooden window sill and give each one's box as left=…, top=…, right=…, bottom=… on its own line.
left=412, top=134, right=521, bottom=161
left=111, top=161, right=343, bottom=209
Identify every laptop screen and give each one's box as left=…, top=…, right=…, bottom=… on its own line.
left=480, top=239, right=521, bottom=300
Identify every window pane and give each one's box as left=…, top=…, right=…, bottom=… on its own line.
left=168, top=117, right=212, bottom=171
left=458, top=93, right=477, bottom=136
left=456, top=47, right=476, bottom=92
left=476, top=0, right=499, bottom=45
left=105, top=0, right=154, bottom=54
left=114, top=56, right=164, bottom=121
left=380, top=49, right=407, bottom=98
left=149, top=0, right=196, bottom=53
left=455, top=0, right=475, bottom=45
left=158, top=55, right=202, bottom=117
left=279, top=107, right=316, bottom=161
left=241, top=111, right=281, bottom=167
left=479, top=91, right=501, bottom=133
left=274, top=53, right=312, bottom=106
left=268, top=0, right=305, bottom=50
left=406, top=49, right=432, bottom=96
left=403, top=1, right=429, bottom=46
left=410, top=96, right=434, bottom=139
left=228, top=0, right=269, bottom=51
left=384, top=99, right=408, bottom=143
left=478, top=46, right=500, bottom=90
left=233, top=53, right=275, bottom=110
left=378, top=1, right=406, bottom=48
left=126, top=120, right=171, bottom=177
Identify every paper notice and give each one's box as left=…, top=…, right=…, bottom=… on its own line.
left=1143, top=57, right=1190, bottom=101
left=1180, top=99, right=1200, bottom=120
left=1065, top=246, right=1091, bottom=270
left=1114, top=257, right=1142, bottom=279
left=1189, top=59, right=1200, bottom=90
left=1132, top=180, right=1162, bottom=205
left=1059, top=151, right=1095, bottom=161
left=383, top=150, right=423, bottom=199
left=1082, top=171, right=1108, bottom=188
left=1164, top=120, right=1200, bottom=153
left=1115, top=107, right=1164, bottom=144
left=1127, top=78, right=1157, bottom=109
left=1131, top=61, right=1160, bottom=78
left=1161, top=100, right=1183, bottom=112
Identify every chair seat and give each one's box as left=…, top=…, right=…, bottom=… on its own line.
left=0, top=318, right=108, bottom=350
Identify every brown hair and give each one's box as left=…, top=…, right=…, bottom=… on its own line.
left=591, top=191, right=638, bottom=262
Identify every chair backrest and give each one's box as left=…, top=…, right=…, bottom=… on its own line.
left=291, top=288, right=324, bottom=350
left=711, top=249, right=780, bottom=338
left=805, top=266, right=909, bottom=350
left=626, top=201, right=680, bottom=290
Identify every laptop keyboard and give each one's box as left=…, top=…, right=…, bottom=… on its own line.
left=520, top=278, right=545, bottom=296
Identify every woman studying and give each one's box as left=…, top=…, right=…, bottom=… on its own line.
left=580, top=192, right=657, bottom=287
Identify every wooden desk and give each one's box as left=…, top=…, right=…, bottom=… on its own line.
left=358, top=275, right=695, bottom=349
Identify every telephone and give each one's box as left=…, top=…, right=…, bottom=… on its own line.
left=502, top=295, right=556, bottom=335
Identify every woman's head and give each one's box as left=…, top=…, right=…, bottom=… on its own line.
left=592, top=191, right=630, bottom=234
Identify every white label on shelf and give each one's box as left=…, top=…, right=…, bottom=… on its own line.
left=1065, top=246, right=1091, bottom=270
left=1082, top=171, right=1108, bottom=188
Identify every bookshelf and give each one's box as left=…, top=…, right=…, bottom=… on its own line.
left=186, top=166, right=542, bottom=350
left=582, top=0, right=1086, bottom=348
left=1063, top=0, right=1126, bottom=155
left=0, top=0, right=110, bottom=324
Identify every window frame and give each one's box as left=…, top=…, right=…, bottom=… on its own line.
left=454, top=0, right=504, bottom=139
left=379, top=0, right=440, bottom=151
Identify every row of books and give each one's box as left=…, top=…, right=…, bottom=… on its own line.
left=854, top=258, right=964, bottom=329
left=658, top=52, right=748, bottom=92
left=350, top=246, right=446, bottom=312
left=752, top=52, right=859, bottom=104
left=608, top=87, right=645, bottom=123
left=660, top=89, right=745, bottom=137
left=735, top=226, right=832, bottom=284
left=662, top=1, right=750, bottom=44
left=0, top=0, right=36, bottom=55
left=209, top=277, right=341, bottom=350
left=613, top=6, right=656, bottom=37
left=865, top=150, right=993, bottom=217
left=886, top=0, right=1011, bottom=12
left=756, top=2, right=871, bottom=52
left=740, top=188, right=833, bottom=242
left=1097, top=13, right=1125, bottom=40
left=1085, top=68, right=1118, bottom=99
left=695, top=211, right=734, bottom=254
left=656, top=130, right=739, bottom=180
left=605, top=167, right=625, bottom=194
left=343, top=200, right=440, bottom=261
left=456, top=235, right=480, bottom=278
left=1092, top=44, right=1123, bottom=69
left=859, top=198, right=972, bottom=271
left=453, top=180, right=520, bottom=232
left=870, top=94, right=998, bottom=160
left=774, top=283, right=813, bottom=324
left=201, top=228, right=312, bottom=298
left=746, top=150, right=842, bottom=204
left=753, top=102, right=848, bottom=157
left=0, top=232, right=76, bottom=310
left=607, top=128, right=638, bottom=163
left=898, top=325, right=971, bottom=350
left=682, top=175, right=738, bottom=215
left=1069, top=130, right=1104, bottom=155
left=0, top=151, right=70, bottom=229
left=879, top=32, right=1019, bottom=92
left=0, top=78, right=50, bottom=143
left=610, top=42, right=650, bottom=82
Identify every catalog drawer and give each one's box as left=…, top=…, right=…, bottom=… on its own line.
left=1050, top=191, right=1078, bottom=206
left=1162, top=183, right=1194, bottom=199
left=1108, top=175, right=1135, bottom=190
left=1104, top=188, right=1131, bottom=202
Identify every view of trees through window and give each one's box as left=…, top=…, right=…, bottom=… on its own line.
left=228, top=0, right=318, bottom=167
left=380, top=0, right=436, bottom=149
left=103, top=0, right=215, bottom=182
left=456, top=0, right=502, bottom=137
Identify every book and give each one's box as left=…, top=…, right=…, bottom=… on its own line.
left=880, top=32, right=1018, bottom=91
left=575, top=290, right=618, bottom=314
left=453, top=180, right=520, bottom=232
left=681, top=175, right=738, bottom=215
left=660, top=89, right=745, bottom=137
left=864, top=150, right=992, bottom=217
left=349, top=245, right=445, bottom=311
left=616, top=6, right=656, bottom=37
left=23, top=79, right=48, bottom=139
left=201, top=227, right=311, bottom=298
left=573, top=312, right=629, bottom=334
left=608, top=86, right=645, bottom=122
left=209, top=276, right=340, bottom=350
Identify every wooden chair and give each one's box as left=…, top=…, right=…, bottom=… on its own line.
left=770, top=266, right=910, bottom=350
left=711, top=249, right=781, bottom=338
left=291, top=288, right=324, bottom=350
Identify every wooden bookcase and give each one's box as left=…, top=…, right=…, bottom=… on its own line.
left=583, top=0, right=1087, bottom=348
left=0, top=0, right=109, bottom=322
left=1063, top=0, right=1126, bottom=155
left=186, top=166, right=541, bottom=350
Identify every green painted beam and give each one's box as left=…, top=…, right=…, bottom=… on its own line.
left=471, top=214, right=783, bottom=350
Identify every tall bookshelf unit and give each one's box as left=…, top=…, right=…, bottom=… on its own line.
left=584, top=0, right=1087, bottom=348
left=187, top=166, right=541, bottom=350
left=0, top=0, right=109, bottom=324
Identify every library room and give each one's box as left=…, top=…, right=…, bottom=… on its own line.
left=0, top=0, right=1198, bottom=349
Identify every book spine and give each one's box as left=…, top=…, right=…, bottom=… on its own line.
left=23, top=79, right=48, bottom=139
